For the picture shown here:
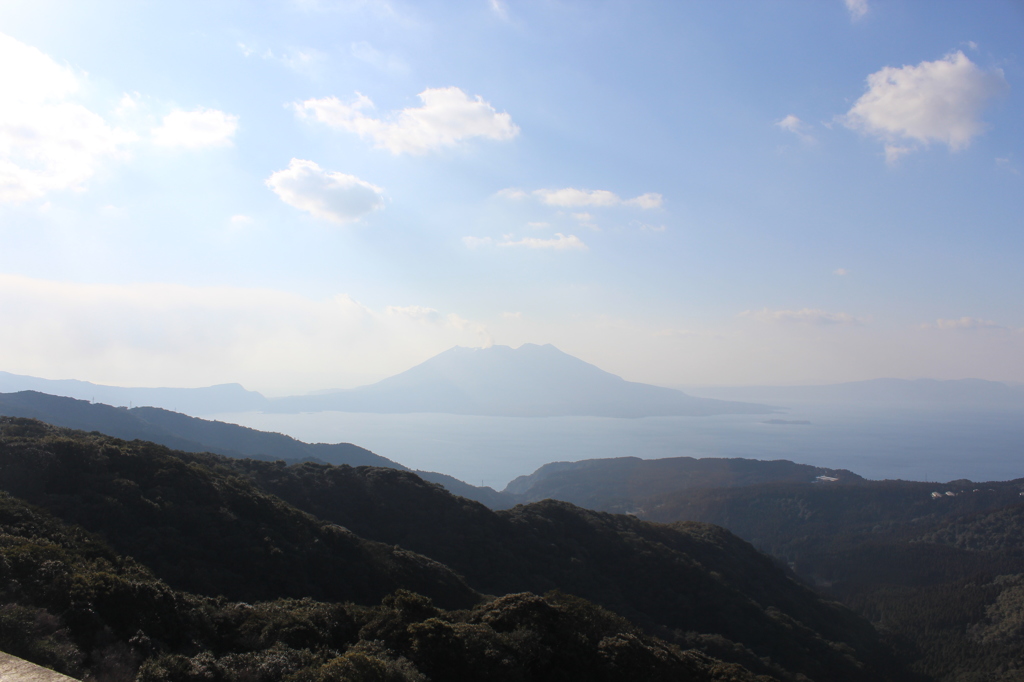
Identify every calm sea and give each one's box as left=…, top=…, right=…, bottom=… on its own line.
left=211, top=406, right=1024, bottom=490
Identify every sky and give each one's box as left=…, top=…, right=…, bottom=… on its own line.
left=0, top=0, right=1021, bottom=395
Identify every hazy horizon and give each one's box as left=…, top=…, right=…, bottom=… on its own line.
left=6, top=341, right=1024, bottom=398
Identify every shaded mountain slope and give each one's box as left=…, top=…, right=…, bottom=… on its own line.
left=0, top=418, right=905, bottom=681
left=0, top=490, right=775, bottom=682
left=231, top=458, right=902, bottom=681
left=0, top=417, right=477, bottom=609
left=504, top=456, right=860, bottom=512
left=0, top=391, right=391, bottom=466
left=0, top=391, right=514, bottom=508
left=634, top=480, right=1024, bottom=681
left=268, top=344, right=773, bottom=417
left=640, top=479, right=1024, bottom=562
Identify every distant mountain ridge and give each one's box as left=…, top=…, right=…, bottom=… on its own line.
left=0, top=370, right=267, bottom=414
left=267, top=343, right=773, bottom=417
left=8, top=360, right=1023, bottom=419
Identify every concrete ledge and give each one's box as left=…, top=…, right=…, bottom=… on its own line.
left=0, top=652, right=78, bottom=681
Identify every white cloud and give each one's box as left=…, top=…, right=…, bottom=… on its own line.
left=845, top=0, right=868, bottom=21
left=933, top=317, right=1004, bottom=330
left=152, top=107, right=239, bottom=148
left=526, top=221, right=550, bottom=229
left=501, top=311, right=522, bottom=320
left=532, top=188, right=663, bottom=209
left=0, top=273, right=492, bottom=393
left=776, top=114, right=815, bottom=142
left=498, top=233, right=587, bottom=250
left=295, top=87, right=519, bottom=154
left=842, top=51, right=1007, bottom=154
left=265, top=158, right=384, bottom=224
left=742, top=308, right=860, bottom=325
left=462, top=236, right=493, bottom=249
left=834, top=268, right=849, bottom=276
left=0, top=33, right=136, bottom=203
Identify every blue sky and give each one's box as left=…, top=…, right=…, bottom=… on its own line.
left=0, top=0, right=1021, bottom=393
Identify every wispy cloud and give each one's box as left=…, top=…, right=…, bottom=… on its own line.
left=996, top=157, right=1020, bottom=175
left=237, top=41, right=328, bottom=76
left=385, top=305, right=443, bottom=323
left=629, top=220, right=666, bottom=232
left=265, top=159, right=384, bottom=224
left=654, top=328, right=700, bottom=338
left=571, top=212, right=599, bottom=229
left=741, top=308, right=861, bottom=325
left=462, top=236, right=493, bottom=249
left=295, top=87, right=519, bottom=154
left=531, top=188, right=662, bottom=209
left=834, top=268, right=849, bottom=276
left=280, top=48, right=328, bottom=75
left=350, top=41, right=407, bottom=73
left=844, top=0, right=869, bottom=21
left=227, top=215, right=253, bottom=231
left=495, top=187, right=528, bottom=200
left=842, top=51, right=1007, bottom=160
left=931, top=317, right=1005, bottom=330
left=776, top=114, right=815, bottom=143
left=498, top=233, right=587, bottom=250
left=489, top=0, right=509, bottom=21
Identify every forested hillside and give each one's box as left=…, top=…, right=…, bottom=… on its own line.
left=504, top=456, right=859, bottom=511
left=0, top=488, right=779, bottom=681
left=640, top=480, right=1024, bottom=680
left=0, top=416, right=907, bottom=681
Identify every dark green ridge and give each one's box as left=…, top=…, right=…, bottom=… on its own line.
left=0, top=417, right=908, bottom=681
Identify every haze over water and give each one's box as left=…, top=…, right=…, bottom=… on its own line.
left=215, top=406, right=1024, bottom=490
